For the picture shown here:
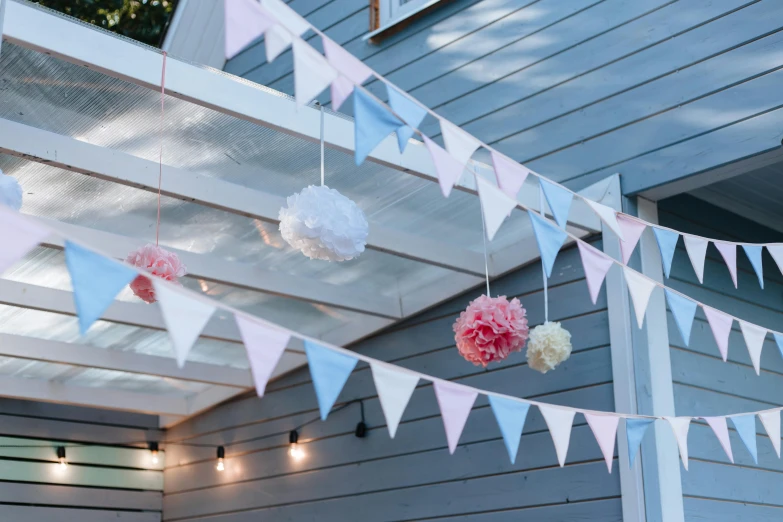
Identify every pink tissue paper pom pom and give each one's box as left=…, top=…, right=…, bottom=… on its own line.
left=125, top=244, right=187, bottom=304
left=452, top=294, right=529, bottom=367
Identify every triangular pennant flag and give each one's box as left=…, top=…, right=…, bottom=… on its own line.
left=665, top=289, right=698, bottom=346
left=264, top=24, right=293, bottom=62
left=577, top=240, right=614, bottom=305
left=423, top=135, right=465, bottom=198
left=652, top=227, right=679, bottom=278
left=490, top=152, right=528, bottom=199
left=64, top=241, right=137, bottom=335
left=740, top=320, right=766, bottom=375
left=433, top=380, right=478, bottom=454
left=703, top=306, right=733, bottom=362
left=261, top=0, right=310, bottom=35
left=683, top=235, right=708, bottom=284
left=775, top=332, right=783, bottom=362
left=477, top=177, right=518, bottom=241
left=154, top=282, right=217, bottom=368
left=387, top=85, right=427, bottom=153
left=584, top=413, right=620, bottom=473
left=224, top=0, right=276, bottom=59
left=703, top=416, right=733, bottom=463
left=539, top=405, right=576, bottom=467
left=539, top=178, right=573, bottom=230
left=329, top=76, right=354, bottom=111
left=235, top=315, right=291, bottom=397
left=623, top=267, right=656, bottom=329
left=626, top=417, right=654, bottom=467
left=616, top=214, right=646, bottom=264
left=371, top=362, right=419, bottom=438
left=440, top=120, right=481, bottom=167
left=488, top=396, right=530, bottom=464
left=585, top=199, right=625, bottom=241
left=323, top=38, right=372, bottom=110
left=713, top=241, right=738, bottom=288
left=766, top=244, right=783, bottom=277
left=665, top=416, right=691, bottom=470
left=305, top=340, right=358, bottom=420
left=353, top=88, right=403, bottom=166
left=759, top=410, right=781, bottom=458
left=293, top=39, right=338, bottom=108
left=0, top=206, right=52, bottom=274
left=529, top=211, right=567, bottom=278
left=742, top=245, right=764, bottom=289
left=730, top=414, right=758, bottom=464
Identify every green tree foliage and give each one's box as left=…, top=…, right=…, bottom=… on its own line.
left=32, top=0, right=178, bottom=47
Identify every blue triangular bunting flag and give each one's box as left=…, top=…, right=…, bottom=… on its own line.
left=742, top=245, right=764, bottom=289
left=774, top=332, right=783, bottom=361
left=353, top=88, right=403, bottom=166
left=488, top=395, right=530, bottom=464
left=64, top=241, right=137, bottom=335
left=539, top=178, right=573, bottom=230
left=665, top=289, right=698, bottom=346
left=305, top=340, right=358, bottom=420
left=387, top=85, right=427, bottom=153
left=652, top=227, right=679, bottom=279
left=730, top=414, right=758, bottom=464
left=529, top=211, right=567, bottom=278
left=626, top=417, right=654, bottom=467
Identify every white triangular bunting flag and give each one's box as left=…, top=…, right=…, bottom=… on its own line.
left=264, top=24, right=293, bottom=62
left=577, top=240, right=614, bottom=305
left=703, top=306, right=733, bottom=361
left=235, top=315, right=291, bottom=397
left=293, top=39, right=338, bottom=108
left=371, top=362, right=419, bottom=439
left=665, top=416, right=691, bottom=470
left=740, top=320, right=766, bottom=375
left=623, top=267, right=656, bottom=328
left=539, top=405, right=576, bottom=467
left=713, top=241, right=738, bottom=288
left=759, top=410, right=781, bottom=458
left=584, top=413, right=619, bottom=473
left=616, top=214, right=646, bottom=264
left=702, top=416, right=733, bottom=463
left=476, top=177, right=518, bottom=241
left=767, top=245, right=783, bottom=277
left=683, top=235, right=708, bottom=284
left=261, top=0, right=310, bottom=35
left=440, top=120, right=481, bottom=167
left=154, top=282, right=217, bottom=368
left=585, top=199, right=625, bottom=241
left=0, top=205, right=51, bottom=274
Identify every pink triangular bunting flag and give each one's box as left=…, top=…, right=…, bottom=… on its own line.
left=623, top=267, right=656, bottom=329
left=423, top=136, right=464, bottom=198
left=490, top=151, right=528, bottom=199
left=665, top=416, right=691, bottom=470
left=539, top=405, right=576, bottom=467
left=224, top=0, right=276, bottom=60
left=683, top=235, right=708, bottom=284
left=740, top=320, right=766, bottom=375
left=714, top=241, right=738, bottom=288
left=703, top=305, right=733, bottom=361
left=433, top=380, right=478, bottom=454
left=577, top=240, right=614, bottom=305
left=235, top=315, right=291, bottom=397
left=616, top=214, right=646, bottom=264
left=323, top=37, right=372, bottom=110
left=584, top=413, right=619, bottom=473
left=440, top=120, right=481, bottom=168
left=0, top=206, right=51, bottom=274
left=703, top=416, right=733, bottom=463
left=759, top=410, right=781, bottom=458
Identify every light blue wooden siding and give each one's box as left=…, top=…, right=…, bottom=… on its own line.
left=162, top=241, right=618, bottom=521
left=225, top=0, right=783, bottom=195
left=0, top=398, right=163, bottom=522
left=658, top=195, right=783, bottom=521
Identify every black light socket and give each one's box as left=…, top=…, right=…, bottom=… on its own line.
left=216, top=446, right=225, bottom=459
left=355, top=421, right=367, bottom=438
left=289, top=430, right=299, bottom=444
left=56, top=446, right=66, bottom=460
left=149, top=442, right=159, bottom=453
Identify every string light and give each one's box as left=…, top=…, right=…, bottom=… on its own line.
left=149, top=442, right=159, bottom=465
left=56, top=446, right=67, bottom=469
left=216, top=446, right=225, bottom=471
left=288, top=430, right=305, bottom=461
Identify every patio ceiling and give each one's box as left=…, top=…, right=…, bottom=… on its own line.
left=0, top=0, right=605, bottom=426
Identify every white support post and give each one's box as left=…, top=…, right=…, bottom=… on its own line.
left=601, top=174, right=647, bottom=522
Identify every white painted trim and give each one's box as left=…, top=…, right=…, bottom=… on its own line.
left=364, top=0, right=445, bottom=41
left=602, top=174, right=647, bottom=522
left=636, top=197, right=685, bottom=522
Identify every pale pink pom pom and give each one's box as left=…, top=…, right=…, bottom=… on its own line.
left=125, top=244, right=187, bottom=304
left=452, top=295, right=529, bottom=367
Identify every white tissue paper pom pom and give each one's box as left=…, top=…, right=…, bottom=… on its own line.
left=279, top=185, right=369, bottom=262
left=0, top=172, right=23, bottom=211
left=526, top=321, right=572, bottom=374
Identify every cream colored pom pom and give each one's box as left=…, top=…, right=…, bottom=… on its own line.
left=526, top=321, right=572, bottom=374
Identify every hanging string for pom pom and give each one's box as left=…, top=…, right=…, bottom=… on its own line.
left=479, top=206, right=490, bottom=297
left=156, top=51, right=167, bottom=246
left=539, top=182, right=549, bottom=323
left=319, top=103, right=325, bottom=187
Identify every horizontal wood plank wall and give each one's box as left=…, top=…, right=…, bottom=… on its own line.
left=162, top=241, right=619, bottom=521
left=658, top=195, right=783, bottom=521
left=0, top=398, right=164, bottom=522
left=223, top=0, right=783, bottom=194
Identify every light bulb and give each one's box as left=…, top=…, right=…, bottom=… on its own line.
left=216, top=446, right=225, bottom=472
left=288, top=443, right=305, bottom=461
left=58, top=457, right=67, bottom=469
left=56, top=447, right=67, bottom=470
left=216, top=458, right=225, bottom=471
left=151, top=451, right=159, bottom=465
